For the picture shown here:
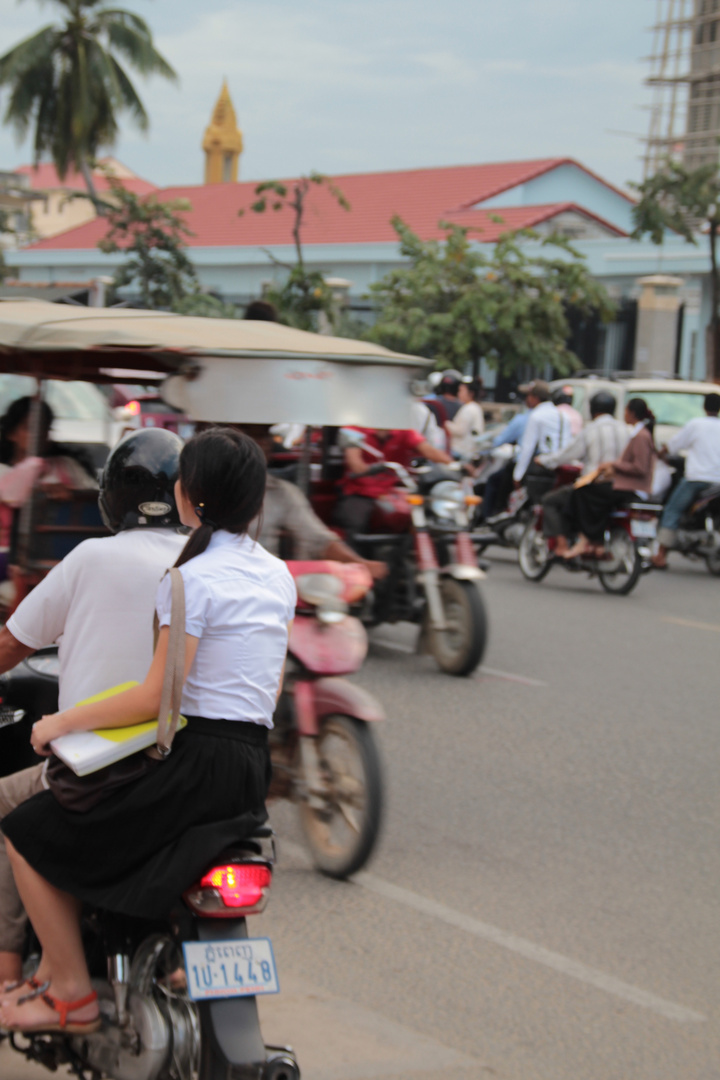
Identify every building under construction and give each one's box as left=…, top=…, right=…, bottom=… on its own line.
left=645, top=0, right=720, bottom=175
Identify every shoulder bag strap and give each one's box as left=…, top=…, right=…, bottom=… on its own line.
left=152, top=567, right=186, bottom=758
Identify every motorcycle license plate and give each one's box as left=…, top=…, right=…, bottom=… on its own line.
left=631, top=519, right=657, bottom=539
left=182, top=938, right=279, bottom=1001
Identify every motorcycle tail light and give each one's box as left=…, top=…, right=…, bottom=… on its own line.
left=407, top=495, right=424, bottom=506
left=183, top=862, right=272, bottom=917
left=126, top=400, right=141, bottom=416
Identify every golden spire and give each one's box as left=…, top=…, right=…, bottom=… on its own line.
left=202, top=80, right=243, bottom=184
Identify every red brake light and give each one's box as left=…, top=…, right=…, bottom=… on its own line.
left=184, top=861, right=272, bottom=917
left=200, top=864, right=271, bottom=908
left=126, top=400, right=141, bottom=416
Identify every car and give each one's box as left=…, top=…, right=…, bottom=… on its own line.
left=110, top=384, right=195, bottom=441
left=550, top=374, right=720, bottom=446
left=0, top=375, right=121, bottom=470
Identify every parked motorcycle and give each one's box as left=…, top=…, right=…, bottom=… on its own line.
left=0, top=560, right=384, bottom=880
left=2, top=820, right=299, bottom=1080
left=517, top=466, right=659, bottom=595
left=660, top=458, right=720, bottom=575
left=338, top=431, right=488, bottom=677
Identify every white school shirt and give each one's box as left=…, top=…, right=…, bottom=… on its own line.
left=8, top=528, right=186, bottom=710
left=668, top=415, right=720, bottom=483
left=155, top=530, right=297, bottom=728
left=514, top=402, right=573, bottom=482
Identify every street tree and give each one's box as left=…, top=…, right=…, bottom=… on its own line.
left=366, top=217, right=613, bottom=377
left=246, top=173, right=350, bottom=331
left=631, top=160, right=720, bottom=382
left=98, top=181, right=199, bottom=309
left=0, top=0, right=176, bottom=206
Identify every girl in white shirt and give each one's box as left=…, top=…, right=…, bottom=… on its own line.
left=446, top=378, right=485, bottom=458
left=0, top=429, right=296, bottom=1035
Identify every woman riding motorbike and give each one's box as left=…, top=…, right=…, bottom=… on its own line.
left=0, top=428, right=296, bottom=1034
left=564, top=398, right=656, bottom=560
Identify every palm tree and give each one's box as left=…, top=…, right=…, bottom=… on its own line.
left=0, top=0, right=176, bottom=206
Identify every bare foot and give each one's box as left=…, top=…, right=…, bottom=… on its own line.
left=554, top=537, right=569, bottom=557
left=563, top=539, right=592, bottom=560
left=0, top=975, right=50, bottom=1006
left=0, top=987, right=99, bottom=1033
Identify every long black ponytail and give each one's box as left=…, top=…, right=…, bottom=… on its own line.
left=174, top=428, right=266, bottom=569
left=626, top=398, right=656, bottom=440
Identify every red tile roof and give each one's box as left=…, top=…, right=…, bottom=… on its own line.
left=23, top=158, right=630, bottom=252
left=15, top=161, right=157, bottom=197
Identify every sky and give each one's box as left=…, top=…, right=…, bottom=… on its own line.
left=0, top=0, right=653, bottom=192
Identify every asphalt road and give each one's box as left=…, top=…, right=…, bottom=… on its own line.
left=3, top=549, right=719, bottom=1080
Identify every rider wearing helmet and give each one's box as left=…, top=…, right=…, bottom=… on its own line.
left=0, top=428, right=186, bottom=986
left=535, top=391, right=629, bottom=557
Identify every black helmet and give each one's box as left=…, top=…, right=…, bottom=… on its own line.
left=589, top=391, right=617, bottom=418
left=99, top=428, right=183, bottom=533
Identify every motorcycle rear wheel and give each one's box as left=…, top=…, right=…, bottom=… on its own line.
left=518, top=524, right=551, bottom=582
left=706, top=518, right=720, bottom=575
left=598, top=528, right=642, bottom=595
left=299, top=715, right=383, bottom=879
left=424, top=578, right=487, bottom=676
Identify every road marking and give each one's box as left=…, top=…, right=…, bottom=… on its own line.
left=478, top=666, right=548, bottom=687
left=662, top=616, right=720, bottom=634
left=355, top=873, right=705, bottom=1024
left=278, top=842, right=704, bottom=1024
left=369, top=636, right=415, bottom=655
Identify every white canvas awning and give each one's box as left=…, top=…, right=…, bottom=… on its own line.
left=0, top=299, right=428, bottom=426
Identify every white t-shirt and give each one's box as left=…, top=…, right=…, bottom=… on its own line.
left=156, top=530, right=297, bottom=728
left=447, top=401, right=485, bottom=457
left=8, top=528, right=186, bottom=710
left=668, top=415, right=720, bottom=483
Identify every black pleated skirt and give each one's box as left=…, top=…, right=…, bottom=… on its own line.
left=1, top=717, right=271, bottom=919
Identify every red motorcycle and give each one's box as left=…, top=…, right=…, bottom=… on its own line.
left=518, top=465, right=660, bottom=595
left=271, top=560, right=384, bottom=878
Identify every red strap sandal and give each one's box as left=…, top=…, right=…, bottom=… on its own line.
left=39, top=989, right=101, bottom=1033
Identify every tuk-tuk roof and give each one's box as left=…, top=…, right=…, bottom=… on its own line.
left=0, top=299, right=429, bottom=426
left=0, top=299, right=426, bottom=376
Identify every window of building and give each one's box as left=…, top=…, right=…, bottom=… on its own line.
left=222, top=153, right=233, bottom=182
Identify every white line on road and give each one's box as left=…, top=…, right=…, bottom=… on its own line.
left=278, top=842, right=704, bottom=1024
left=478, top=667, right=548, bottom=687
left=354, top=872, right=705, bottom=1025
left=369, top=636, right=415, bottom=654
left=662, top=616, right=720, bottom=634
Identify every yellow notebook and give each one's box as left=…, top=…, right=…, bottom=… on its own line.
left=49, top=683, right=187, bottom=777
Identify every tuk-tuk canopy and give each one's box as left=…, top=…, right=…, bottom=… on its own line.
left=0, top=299, right=429, bottom=426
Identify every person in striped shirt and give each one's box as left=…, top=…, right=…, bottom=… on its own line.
left=535, top=392, right=629, bottom=557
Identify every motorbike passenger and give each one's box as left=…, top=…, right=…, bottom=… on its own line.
left=0, top=429, right=186, bottom=988
left=477, top=407, right=530, bottom=521
left=513, top=380, right=573, bottom=503
left=536, top=391, right=629, bottom=557
left=435, top=373, right=463, bottom=422
left=0, top=428, right=295, bottom=1034
left=446, top=377, right=485, bottom=457
left=238, top=424, right=386, bottom=580
left=551, top=386, right=584, bottom=438
left=338, top=427, right=451, bottom=540
left=651, top=392, right=720, bottom=569
left=564, top=398, right=656, bottom=560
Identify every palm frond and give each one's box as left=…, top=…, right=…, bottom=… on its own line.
left=0, top=26, right=58, bottom=84
left=99, top=11, right=177, bottom=80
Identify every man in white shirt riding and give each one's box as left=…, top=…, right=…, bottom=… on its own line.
left=0, top=429, right=185, bottom=985
left=536, top=391, right=629, bottom=556
left=513, top=381, right=573, bottom=503
left=652, top=392, right=720, bottom=569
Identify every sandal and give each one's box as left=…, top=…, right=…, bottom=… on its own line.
left=2, top=986, right=100, bottom=1034
left=1, top=975, right=49, bottom=999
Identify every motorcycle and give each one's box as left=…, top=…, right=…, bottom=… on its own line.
left=465, top=440, right=532, bottom=553
left=273, top=559, right=384, bottom=879
left=1, top=820, right=299, bottom=1080
left=517, top=465, right=659, bottom=595
left=338, top=431, right=488, bottom=677
left=0, top=560, right=384, bottom=881
left=658, top=458, right=720, bottom=575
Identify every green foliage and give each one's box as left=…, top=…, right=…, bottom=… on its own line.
left=0, top=0, right=176, bottom=203
left=262, top=266, right=336, bottom=333
left=98, top=180, right=198, bottom=308
left=366, top=217, right=614, bottom=376
left=171, top=292, right=240, bottom=319
left=247, top=172, right=350, bottom=331
left=631, top=159, right=720, bottom=381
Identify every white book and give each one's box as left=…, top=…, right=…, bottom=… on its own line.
left=50, top=682, right=187, bottom=777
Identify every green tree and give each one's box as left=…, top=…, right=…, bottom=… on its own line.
left=247, top=172, right=350, bottom=331
left=366, top=217, right=613, bottom=377
left=631, top=159, right=720, bottom=382
left=0, top=210, right=17, bottom=282
left=98, top=181, right=199, bottom=309
left=0, top=0, right=176, bottom=206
